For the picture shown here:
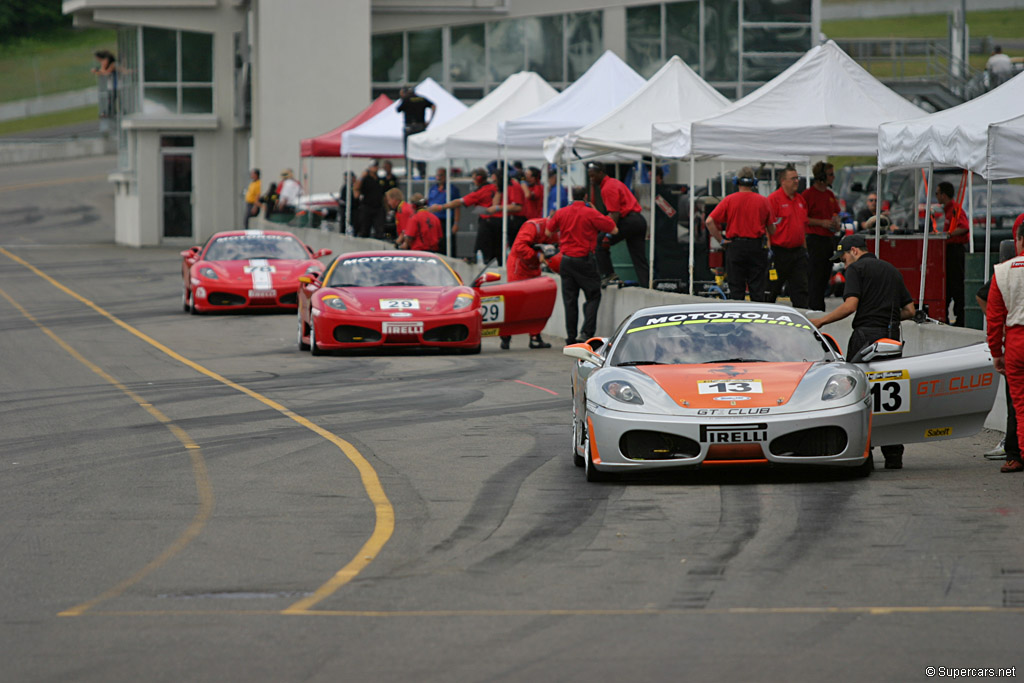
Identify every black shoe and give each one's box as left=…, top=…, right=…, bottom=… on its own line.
left=529, top=335, right=551, bottom=349
left=883, top=454, right=903, bottom=469
left=500, top=336, right=511, bottom=350
left=565, top=338, right=578, bottom=346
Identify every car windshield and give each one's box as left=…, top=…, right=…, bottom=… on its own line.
left=610, top=309, right=832, bottom=366
left=327, top=254, right=460, bottom=287
left=971, top=185, right=1024, bottom=209
left=204, top=234, right=309, bottom=261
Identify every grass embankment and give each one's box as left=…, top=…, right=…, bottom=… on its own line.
left=0, top=27, right=116, bottom=102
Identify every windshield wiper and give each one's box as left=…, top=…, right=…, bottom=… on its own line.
left=707, top=358, right=766, bottom=363
left=617, top=360, right=664, bottom=366
left=330, top=283, right=360, bottom=288
left=378, top=281, right=420, bottom=287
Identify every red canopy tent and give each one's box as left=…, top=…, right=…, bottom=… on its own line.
left=299, top=94, right=393, bottom=157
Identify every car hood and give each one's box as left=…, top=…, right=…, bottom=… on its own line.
left=199, top=259, right=315, bottom=285
left=321, top=285, right=470, bottom=313
left=636, top=362, right=813, bottom=409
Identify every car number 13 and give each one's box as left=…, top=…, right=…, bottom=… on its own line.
left=480, top=295, right=505, bottom=324
left=698, top=380, right=763, bottom=394
left=866, top=370, right=911, bottom=414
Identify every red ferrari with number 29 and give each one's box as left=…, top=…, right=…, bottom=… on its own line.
left=297, top=251, right=556, bottom=355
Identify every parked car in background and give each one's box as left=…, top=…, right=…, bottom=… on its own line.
left=834, top=164, right=875, bottom=214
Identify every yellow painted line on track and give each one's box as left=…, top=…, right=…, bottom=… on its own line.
left=0, top=173, right=110, bottom=193
left=0, top=286, right=214, bottom=617
left=81, top=605, right=1024, bottom=618
left=0, top=247, right=393, bottom=615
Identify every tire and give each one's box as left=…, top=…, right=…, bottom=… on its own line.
left=297, top=307, right=310, bottom=351
left=309, top=320, right=322, bottom=356
left=181, top=285, right=191, bottom=313
left=852, top=451, right=874, bottom=478
left=572, top=416, right=584, bottom=467
left=458, top=343, right=482, bottom=355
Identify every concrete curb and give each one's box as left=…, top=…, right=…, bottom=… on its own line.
left=0, top=88, right=98, bottom=122
left=0, top=136, right=116, bottom=165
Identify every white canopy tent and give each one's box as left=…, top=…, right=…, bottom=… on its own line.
left=341, top=77, right=467, bottom=158
left=878, top=71, right=1024, bottom=304
left=543, top=56, right=731, bottom=291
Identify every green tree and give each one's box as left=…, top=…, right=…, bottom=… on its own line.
left=0, top=1, right=72, bottom=44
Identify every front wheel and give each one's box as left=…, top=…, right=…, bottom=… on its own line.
left=851, top=451, right=874, bottom=478
left=584, top=423, right=611, bottom=482
left=181, top=284, right=191, bottom=313
left=297, top=307, right=310, bottom=351
left=309, top=320, right=322, bottom=356
left=572, top=416, right=584, bottom=467
left=458, top=343, right=481, bottom=355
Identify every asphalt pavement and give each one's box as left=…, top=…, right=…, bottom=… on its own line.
left=1, top=156, right=1022, bottom=682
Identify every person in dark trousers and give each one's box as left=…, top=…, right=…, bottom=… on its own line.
left=936, top=181, right=970, bottom=326
left=586, top=162, right=650, bottom=287
left=428, top=168, right=498, bottom=262
left=803, top=161, right=841, bottom=310
left=548, top=186, right=618, bottom=345
left=397, top=84, right=435, bottom=179
left=810, top=234, right=916, bottom=469
left=766, top=165, right=809, bottom=308
left=354, top=159, right=384, bottom=238
left=705, top=166, right=775, bottom=302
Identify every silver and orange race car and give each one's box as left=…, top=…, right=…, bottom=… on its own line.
left=564, top=302, right=997, bottom=481
left=297, top=251, right=557, bottom=355
left=181, top=230, right=331, bottom=313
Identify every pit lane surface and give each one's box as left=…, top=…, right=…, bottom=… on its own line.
left=2, top=157, right=1023, bottom=682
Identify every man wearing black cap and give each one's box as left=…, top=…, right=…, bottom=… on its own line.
left=810, top=233, right=916, bottom=469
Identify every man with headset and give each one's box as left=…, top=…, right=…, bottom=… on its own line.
left=705, top=166, right=775, bottom=301
left=803, top=161, right=842, bottom=310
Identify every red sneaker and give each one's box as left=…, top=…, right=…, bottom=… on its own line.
left=1000, top=459, right=1024, bottom=473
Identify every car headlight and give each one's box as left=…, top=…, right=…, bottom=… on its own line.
left=822, top=374, right=857, bottom=401
left=199, top=267, right=218, bottom=279
left=323, top=296, right=346, bottom=311
left=453, top=294, right=473, bottom=310
left=603, top=380, right=644, bottom=405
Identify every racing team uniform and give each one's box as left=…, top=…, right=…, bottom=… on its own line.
left=550, top=201, right=616, bottom=344
left=591, top=176, right=650, bottom=287
left=986, top=252, right=1024, bottom=468
left=521, top=179, right=544, bottom=220
left=767, top=186, right=809, bottom=308
left=400, top=210, right=442, bottom=252
left=803, top=184, right=841, bottom=310
left=504, top=179, right=528, bottom=242
left=708, top=191, right=773, bottom=302
left=394, top=201, right=416, bottom=241
left=501, top=217, right=561, bottom=350
left=461, top=182, right=499, bottom=263
left=943, top=199, right=970, bottom=326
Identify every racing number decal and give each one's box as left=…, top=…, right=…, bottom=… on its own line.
left=380, top=299, right=420, bottom=310
left=697, top=380, right=763, bottom=394
left=866, top=369, right=911, bottom=414
left=480, top=295, right=505, bottom=324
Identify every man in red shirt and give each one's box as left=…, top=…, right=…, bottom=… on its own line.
left=549, top=186, right=618, bottom=345
left=705, top=166, right=775, bottom=302
left=385, top=188, right=416, bottom=242
left=936, top=181, right=970, bottom=326
left=803, top=161, right=841, bottom=310
left=766, top=166, right=809, bottom=308
left=428, top=168, right=499, bottom=262
left=396, top=195, right=442, bottom=252
left=499, top=217, right=562, bottom=350
left=586, top=162, right=650, bottom=287
left=520, top=166, right=544, bottom=220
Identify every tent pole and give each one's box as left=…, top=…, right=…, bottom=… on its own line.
left=541, top=163, right=549, bottom=218
left=720, top=162, right=725, bottom=196
left=649, top=156, right=656, bottom=290
left=984, top=179, right=992, bottom=281
left=688, top=156, right=696, bottom=296
left=874, top=166, right=882, bottom=253
left=502, top=147, right=509, bottom=267
left=920, top=164, right=933, bottom=314
left=345, top=155, right=352, bottom=235
left=967, top=171, right=974, bottom=253
left=446, top=159, right=453, bottom=258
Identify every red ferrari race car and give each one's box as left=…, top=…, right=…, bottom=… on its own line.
left=297, top=251, right=557, bottom=355
left=181, top=230, right=331, bottom=313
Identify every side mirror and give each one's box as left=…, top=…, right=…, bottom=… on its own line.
left=819, top=332, right=841, bottom=356
left=180, top=246, right=200, bottom=258
left=850, top=339, right=902, bottom=363
left=563, top=343, right=605, bottom=367
left=473, top=271, right=501, bottom=287
left=314, top=248, right=332, bottom=258
left=298, top=274, right=319, bottom=285
left=584, top=337, right=607, bottom=352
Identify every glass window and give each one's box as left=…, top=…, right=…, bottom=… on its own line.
left=742, top=54, right=800, bottom=81
left=161, top=135, right=194, bottom=148
left=525, top=15, right=563, bottom=83
left=451, top=24, right=485, bottom=83
left=409, top=28, right=443, bottom=82
left=372, top=33, right=404, bottom=82
left=142, top=27, right=177, bottom=82
left=566, top=11, right=603, bottom=80
left=181, top=31, right=213, bottom=82
left=143, top=86, right=178, bottom=115
left=454, top=87, right=485, bottom=101
left=744, top=0, right=811, bottom=23
left=703, top=0, right=739, bottom=81
left=666, top=1, right=700, bottom=68
left=182, top=87, right=213, bottom=113
left=743, top=26, right=811, bottom=53
left=488, top=18, right=525, bottom=82
left=627, top=4, right=662, bottom=78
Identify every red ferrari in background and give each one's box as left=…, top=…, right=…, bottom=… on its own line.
left=181, top=230, right=331, bottom=313
left=297, top=251, right=557, bottom=355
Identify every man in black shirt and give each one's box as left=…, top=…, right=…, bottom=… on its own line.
left=810, top=233, right=916, bottom=469
left=398, top=85, right=435, bottom=180
left=354, top=159, right=384, bottom=239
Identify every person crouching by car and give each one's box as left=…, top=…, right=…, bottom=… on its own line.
left=396, top=195, right=442, bottom=253
left=499, top=217, right=562, bottom=350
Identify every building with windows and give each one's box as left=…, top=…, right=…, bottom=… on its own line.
left=63, top=0, right=818, bottom=247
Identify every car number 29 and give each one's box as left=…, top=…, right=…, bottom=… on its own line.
left=866, top=370, right=911, bottom=414
left=480, top=295, right=505, bottom=324
left=380, top=299, right=419, bottom=310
